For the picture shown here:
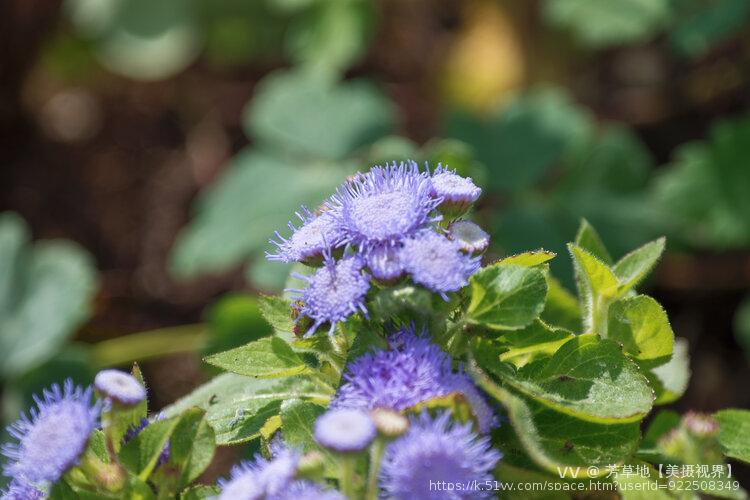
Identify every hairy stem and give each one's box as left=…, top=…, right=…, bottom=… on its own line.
left=365, top=438, right=386, bottom=500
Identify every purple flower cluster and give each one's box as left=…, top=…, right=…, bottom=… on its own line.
left=379, top=412, right=501, bottom=499
left=1, top=380, right=100, bottom=487
left=269, top=161, right=485, bottom=336
left=217, top=448, right=344, bottom=500
left=331, top=325, right=496, bottom=433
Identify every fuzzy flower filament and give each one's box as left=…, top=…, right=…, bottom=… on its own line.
left=267, top=207, right=344, bottom=264
left=331, top=325, right=495, bottom=433
left=1, top=380, right=100, bottom=485
left=379, top=412, right=501, bottom=499
left=430, top=165, right=482, bottom=218
left=288, top=254, right=370, bottom=336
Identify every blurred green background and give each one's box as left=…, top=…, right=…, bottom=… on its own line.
left=2, top=0, right=750, bottom=484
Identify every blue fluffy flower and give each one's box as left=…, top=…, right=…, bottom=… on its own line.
left=430, top=166, right=481, bottom=216
left=314, top=409, right=376, bottom=453
left=267, top=207, right=344, bottom=264
left=217, top=448, right=302, bottom=500
left=379, top=412, right=501, bottom=499
left=94, top=369, right=146, bottom=406
left=288, top=254, right=370, bottom=336
left=447, top=220, right=490, bottom=254
left=331, top=326, right=495, bottom=433
left=327, top=161, right=440, bottom=256
left=1, top=380, right=100, bottom=484
left=0, top=480, right=44, bottom=500
left=400, top=230, right=480, bottom=300
left=365, top=244, right=404, bottom=282
left=279, top=481, right=346, bottom=500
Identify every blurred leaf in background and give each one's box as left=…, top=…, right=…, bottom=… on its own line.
left=653, top=115, right=750, bottom=250
left=170, top=70, right=397, bottom=289
left=0, top=212, right=97, bottom=379
left=203, top=294, right=273, bottom=357
left=543, top=0, right=670, bottom=49
left=669, top=0, right=750, bottom=58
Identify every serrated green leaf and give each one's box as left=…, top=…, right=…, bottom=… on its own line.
left=162, top=373, right=329, bottom=445
left=470, top=359, right=641, bottom=476
left=180, top=485, right=221, bottom=500
left=496, top=250, right=557, bottom=268
left=204, top=336, right=309, bottom=378
left=279, top=399, right=335, bottom=474
left=245, top=70, right=395, bottom=160
left=574, top=219, right=613, bottom=265
left=608, top=295, right=673, bottom=365
left=613, top=237, right=665, bottom=293
left=258, top=295, right=294, bottom=333
left=0, top=212, right=98, bottom=378
left=119, top=416, right=180, bottom=481
left=568, top=243, right=619, bottom=301
left=476, top=334, right=654, bottom=423
left=467, top=264, right=548, bottom=330
left=495, top=320, right=575, bottom=368
left=167, top=408, right=215, bottom=487
left=716, top=409, right=750, bottom=464
left=648, top=337, right=690, bottom=405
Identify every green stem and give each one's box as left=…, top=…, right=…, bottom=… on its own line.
left=340, top=456, right=356, bottom=499
left=590, top=296, right=610, bottom=338
left=365, top=438, right=386, bottom=500
left=90, top=324, right=207, bottom=368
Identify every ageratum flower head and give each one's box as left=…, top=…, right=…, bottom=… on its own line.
left=217, top=448, right=327, bottom=500
left=366, top=244, right=404, bottom=282
left=331, top=325, right=495, bottom=433
left=430, top=165, right=481, bottom=217
left=400, top=230, right=481, bottom=300
left=94, top=369, right=146, bottom=406
left=314, top=409, right=376, bottom=453
left=267, top=207, right=344, bottom=264
left=1, top=380, right=100, bottom=484
left=288, top=253, right=370, bottom=336
left=0, top=480, right=44, bottom=500
left=379, top=412, right=501, bottom=499
left=327, top=161, right=440, bottom=256
left=448, top=220, right=490, bottom=254
left=280, top=481, right=346, bottom=500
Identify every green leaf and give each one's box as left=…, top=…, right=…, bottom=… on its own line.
left=245, top=70, right=395, bottom=160
left=446, top=87, right=592, bottom=192
left=475, top=334, right=654, bottom=423
left=612, top=238, right=665, bottom=294
left=470, top=359, right=641, bottom=476
left=466, top=264, right=548, bottom=331
left=496, top=250, right=557, bottom=268
left=543, top=0, right=670, bottom=49
left=574, top=219, right=613, bottom=265
left=162, top=373, right=328, bottom=445
left=286, top=0, right=373, bottom=75
left=204, top=294, right=273, bottom=356
left=280, top=399, right=327, bottom=452
left=66, top=0, right=200, bottom=81
left=669, top=0, right=750, bottom=58
left=180, top=485, right=221, bottom=500
left=167, top=408, right=216, bottom=487
left=258, top=295, right=294, bottom=334
left=540, top=277, right=581, bottom=333
left=568, top=243, right=619, bottom=301
left=608, top=295, right=674, bottom=365
left=204, top=335, right=310, bottom=378
left=0, top=212, right=98, bottom=378
left=715, top=409, right=750, bottom=464
left=169, top=150, right=348, bottom=280
left=119, top=416, right=180, bottom=481
left=494, top=320, right=575, bottom=368
left=648, top=337, right=690, bottom=405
